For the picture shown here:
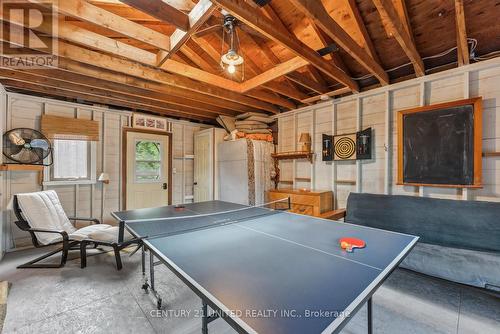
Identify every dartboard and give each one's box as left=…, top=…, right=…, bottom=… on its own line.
left=334, top=136, right=356, bottom=159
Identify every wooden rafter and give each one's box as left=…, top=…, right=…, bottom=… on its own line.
left=345, top=0, right=381, bottom=64
left=301, top=87, right=351, bottom=104
left=372, top=0, right=425, bottom=76
left=289, top=0, right=389, bottom=85
left=241, top=57, right=309, bottom=92
left=0, top=18, right=279, bottom=114
left=455, top=0, right=469, bottom=66
left=0, top=66, right=228, bottom=119
left=286, top=72, right=328, bottom=96
left=118, top=0, right=190, bottom=31
left=238, top=30, right=320, bottom=98
left=31, top=0, right=171, bottom=51
left=57, top=58, right=258, bottom=113
left=157, top=0, right=216, bottom=66
left=309, top=21, right=351, bottom=76
left=212, top=0, right=359, bottom=92
left=194, top=34, right=297, bottom=109
left=0, top=71, right=215, bottom=122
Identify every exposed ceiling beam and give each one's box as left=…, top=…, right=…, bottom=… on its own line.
left=157, top=0, right=216, bottom=66
left=309, top=21, right=351, bottom=76
left=201, top=34, right=297, bottom=109
left=246, top=89, right=295, bottom=110
left=0, top=19, right=278, bottom=113
left=30, top=0, right=171, bottom=51
left=57, top=58, right=259, bottom=113
left=0, top=72, right=214, bottom=122
left=455, top=0, right=469, bottom=66
left=28, top=67, right=236, bottom=116
left=345, top=0, right=381, bottom=64
left=372, top=0, right=425, bottom=76
left=289, top=0, right=389, bottom=85
left=286, top=72, right=328, bottom=95
left=118, top=0, right=189, bottom=31
left=301, top=87, right=351, bottom=104
left=212, top=0, right=359, bottom=92
left=240, top=57, right=309, bottom=92
left=238, top=31, right=321, bottom=98
left=262, top=80, right=309, bottom=102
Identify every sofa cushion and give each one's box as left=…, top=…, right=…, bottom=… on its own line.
left=346, top=193, right=500, bottom=253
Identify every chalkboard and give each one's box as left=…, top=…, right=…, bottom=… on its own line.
left=398, top=98, right=482, bottom=188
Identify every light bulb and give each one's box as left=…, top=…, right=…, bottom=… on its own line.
left=227, top=64, right=236, bottom=74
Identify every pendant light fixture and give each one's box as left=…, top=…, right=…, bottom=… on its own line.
left=221, top=15, right=244, bottom=79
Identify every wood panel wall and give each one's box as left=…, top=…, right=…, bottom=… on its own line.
left=277, top=58, right=500, bottom=209
left=0, top=92, right=208, bottom=252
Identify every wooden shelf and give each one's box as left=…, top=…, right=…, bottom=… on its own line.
left=279, top=180, right=294, bottom=185
left=483, top=152, right=500, bottom=157
left=272, top=151, right=314, bottom=163
left=295, top=177, right=311, bottom=182
left=1, top=164, right=44, bottom=184
left=0, top=164, right=44, bottom=172
left=336, top=179, right=356, bottom=185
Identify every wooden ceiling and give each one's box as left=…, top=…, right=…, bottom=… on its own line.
left=0, top=0, right=499, bottom=123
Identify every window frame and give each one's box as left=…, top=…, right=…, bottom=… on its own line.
left=43, top=139, right=97, bottom=186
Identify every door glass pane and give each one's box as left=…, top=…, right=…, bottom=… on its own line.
left=135, top=140, right=162, bottom=181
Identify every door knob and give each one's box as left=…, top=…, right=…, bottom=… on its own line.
left=162, top=183, right=168, bottom=190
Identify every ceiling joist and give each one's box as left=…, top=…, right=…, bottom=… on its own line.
left=118, top=0, right=190, bottom=31
left=289, top=0, right=389, bottom=86
left=372, top=0, right=425, bottom=77
left=212, top=0, right=359, bottom=93
left=157, top=0, right=216, bottom=66
left=455, top=0, right=470, bottom=66
left=31, top=0, right=171, bottom=51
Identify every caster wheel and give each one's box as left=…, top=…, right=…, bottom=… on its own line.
left=142, top=283, right=149, bottom=291
left=157, top=299, right=162, bottom=310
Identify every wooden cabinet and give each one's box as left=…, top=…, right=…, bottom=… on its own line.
left=266, top=189, right=333, bottom=217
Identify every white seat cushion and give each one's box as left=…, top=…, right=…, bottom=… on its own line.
left=70, top=225, right=133, bottom=243
left=16, top=190, right=77, bottom=245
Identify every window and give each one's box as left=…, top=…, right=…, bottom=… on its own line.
left=44, top=139, right=96, bottom=185
left=135, top=140, right=162, bottom=182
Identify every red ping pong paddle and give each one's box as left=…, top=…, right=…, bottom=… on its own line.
left=340, top=237, right=366, bottom=252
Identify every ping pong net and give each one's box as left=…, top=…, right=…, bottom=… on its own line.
left=125, top=198, right=291, bottom=240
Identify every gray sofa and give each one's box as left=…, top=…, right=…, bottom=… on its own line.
left=344, top=193, right=500, bottom=291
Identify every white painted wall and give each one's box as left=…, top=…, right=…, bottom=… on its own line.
left=0, top=91, right=208, bottom=252
left=277, top=58, right=500, bottom=209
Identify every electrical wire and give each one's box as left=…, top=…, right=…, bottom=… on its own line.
left=350, top=38, right=483, bottom=81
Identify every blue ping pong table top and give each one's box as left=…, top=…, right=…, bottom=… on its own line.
left=114, top=201, right=418, bottom=334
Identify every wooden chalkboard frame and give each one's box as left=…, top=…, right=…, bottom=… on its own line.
left=397, top=97, right=483, bottom=188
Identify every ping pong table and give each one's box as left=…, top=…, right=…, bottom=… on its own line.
left=112, top=200, right=418, bottom=334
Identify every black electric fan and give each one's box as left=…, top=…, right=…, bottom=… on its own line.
left=3, top=128, right=53, bottom=165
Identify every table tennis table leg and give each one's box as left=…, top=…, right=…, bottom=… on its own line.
left=141, top=245, right=146, bottom=276
left=367, top=297, right=373, bottom=334
left=202, top=302, right=208, bottom=334
left=201, top=301, right=219, bottom=334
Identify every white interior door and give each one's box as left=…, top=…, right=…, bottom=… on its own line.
left=126, top=131, right=170, bottom=210
left=194, top=129, right=213, bottom=202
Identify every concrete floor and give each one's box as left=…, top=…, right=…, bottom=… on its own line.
left=0, top=247, right=498, bottom=334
